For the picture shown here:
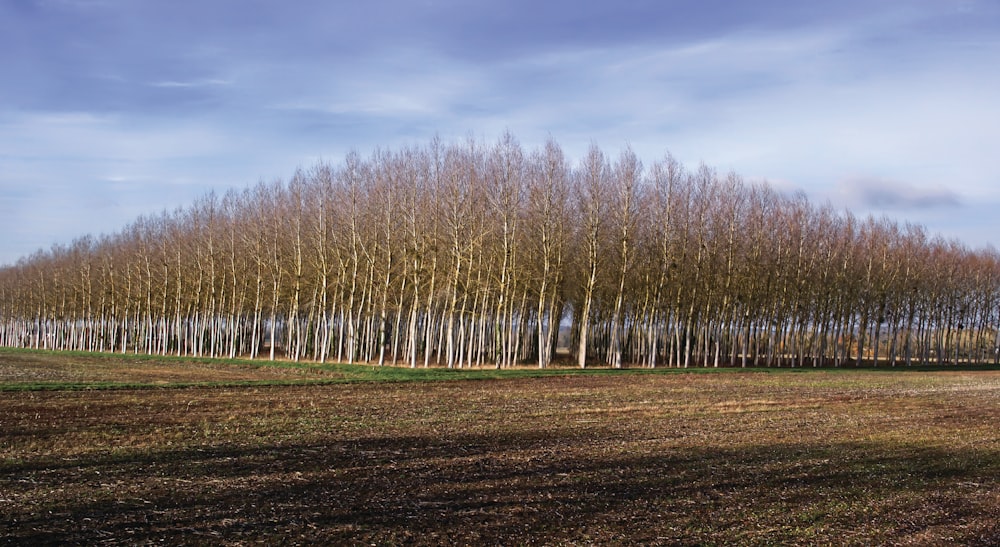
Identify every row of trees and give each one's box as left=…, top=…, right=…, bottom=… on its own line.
left=2, top=134, right=999, bottom=368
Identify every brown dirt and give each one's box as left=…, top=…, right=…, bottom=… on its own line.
left=2, top=369, right=999, bottom=545
left=0, top=350, right=341, bottom=385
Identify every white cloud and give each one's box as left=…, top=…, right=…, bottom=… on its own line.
left=3, top=1, right=999, bottom=265
left=149, top=78, right=232, bottom=88
left=0, top=111, right=227, bottom=163
left=0, top=111, right=267, bottom=264
left=263, top=50, right=490, bottom=122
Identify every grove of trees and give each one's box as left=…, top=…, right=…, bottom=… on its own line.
left=2, top=133, right=999, bottom=368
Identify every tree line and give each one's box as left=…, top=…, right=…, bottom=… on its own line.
left=2, top=133, right=999, bottom=368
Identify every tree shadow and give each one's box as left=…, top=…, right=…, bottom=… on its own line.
left=3, top=429, right=999, bottom=545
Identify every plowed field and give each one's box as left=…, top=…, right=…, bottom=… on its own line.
left=2, top=351, right=999, bottom=545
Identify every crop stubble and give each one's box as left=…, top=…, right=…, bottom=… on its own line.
left=1, top=356, right=999, bottom=545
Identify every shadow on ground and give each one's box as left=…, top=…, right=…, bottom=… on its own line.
left=3, top=429, right=999, bottom=545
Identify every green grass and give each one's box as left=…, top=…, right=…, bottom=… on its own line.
left=3, top=345, right=1000, bottom=393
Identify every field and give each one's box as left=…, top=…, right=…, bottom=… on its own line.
left=2, top=350, right=999, bottom=545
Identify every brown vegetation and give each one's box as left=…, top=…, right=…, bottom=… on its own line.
left=2, top=134, right=999, bottom=369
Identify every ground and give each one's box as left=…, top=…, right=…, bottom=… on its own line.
left=1, top=350, right=999, bottom=545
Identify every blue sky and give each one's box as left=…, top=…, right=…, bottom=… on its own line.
left=2, top=0, right=998, bottom=265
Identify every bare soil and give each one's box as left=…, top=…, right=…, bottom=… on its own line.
left=2, top=355, right=999, bottom=545
left=0, top=350, right=341, bottom=386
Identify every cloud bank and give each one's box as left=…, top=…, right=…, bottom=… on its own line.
left=1, top=0, right=999, bottom=264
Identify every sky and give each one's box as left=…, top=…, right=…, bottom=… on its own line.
left=2, top=0, right=999, bottom=266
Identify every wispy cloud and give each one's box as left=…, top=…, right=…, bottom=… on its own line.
left=2, top=0, right=1000, bottom=264
left=0, top=112, right=228, bottom=163
left=149, top=78, right=232, bottom=89
left=836, top=178, right=962, bottom=211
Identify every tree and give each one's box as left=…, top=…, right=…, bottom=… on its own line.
left=524, top=139, right=570, bottom=368
left=3, top=134, right=999, bottom=370
left=572, top=144, right=610, bottom=368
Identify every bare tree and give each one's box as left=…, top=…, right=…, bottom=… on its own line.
left=572, top=144, right=610, bottom=368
